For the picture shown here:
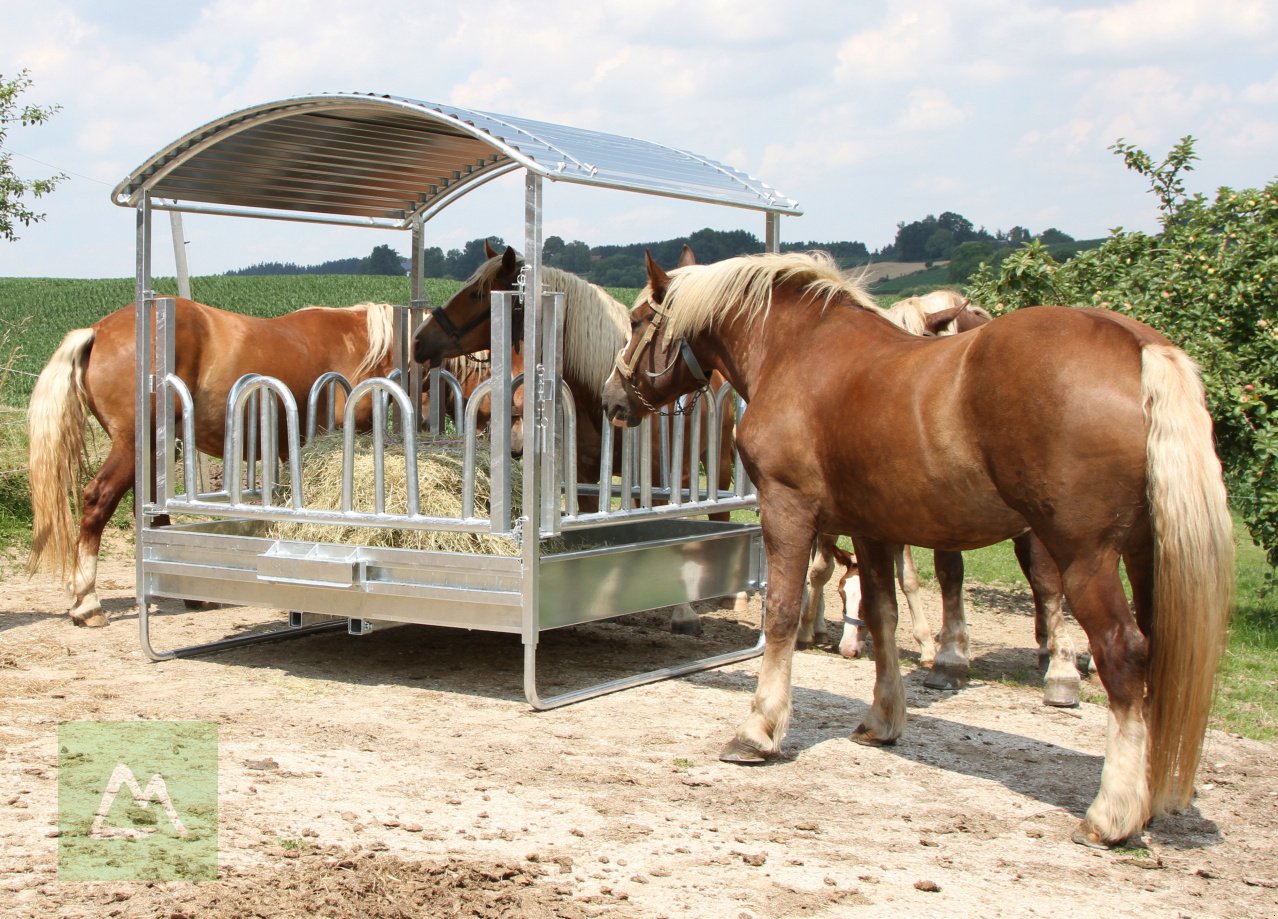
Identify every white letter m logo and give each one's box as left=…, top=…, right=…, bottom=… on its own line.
left=90, top=763, right=189, bottom=840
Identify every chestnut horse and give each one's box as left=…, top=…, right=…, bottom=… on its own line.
left=413, top=245, right=740, bottom=634
left=800, top=296, right=1083, bottom=707
left=602, top=250, right=1233, bottom=848
left=28, top=298, right=401, bottom=628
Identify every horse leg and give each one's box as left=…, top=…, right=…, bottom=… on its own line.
left=923, top=549, right=970, bottom=691
left=68, top=444, right=134, bottom=627
left=720, top=496, right=817, bottom=763
left=896, top=545, right=935, bottom=664
left=851, top=538, right=908, bottom=744
left=1014, top=532, right=1080, bottom=707
left=1060, top=547, right=1152, bottom=847
left=798, top=535, right=835, bottom=649
left=670, top=603, right=703, bottom=636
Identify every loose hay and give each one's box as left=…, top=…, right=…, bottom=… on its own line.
left=269, top=433, right=559, bottom=556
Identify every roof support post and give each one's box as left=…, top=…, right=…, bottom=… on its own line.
left=521, top=171, right=545, bottom=663
left=765, top=211, right=781, bottom=254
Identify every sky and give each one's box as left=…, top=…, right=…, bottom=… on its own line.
left=2, top=0, right=1276, bottom=279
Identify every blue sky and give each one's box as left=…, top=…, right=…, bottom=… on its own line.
left=2, top=0, right=1276, bottom=278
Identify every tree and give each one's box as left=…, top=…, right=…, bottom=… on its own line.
left=946, top=240, right=999, bottom=283
left=1038, top=227, right=1074, bottom=246
left=0, top=70, right=65, bottom=242
left=362, top=243, right=404, bottom=275
left=966, top=137, right=1278, bottom=569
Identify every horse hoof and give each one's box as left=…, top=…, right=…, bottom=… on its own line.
left=71, top=611, right=109, bottom=628
left=1070, top=821, right=1114, bottom=849
left=183, top=599, right=217, bottom=611
left=1043, top=678, right=1081, bottom=708
left=923, top=664, right=968, bottom=691
left=719, top=737, right=771, bottom=764
left=850, top=725, right=897, bottom=747
left=796, top=638, right=815, bottom=650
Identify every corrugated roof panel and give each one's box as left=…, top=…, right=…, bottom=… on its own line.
left=113, top=93, right=801, bottom=224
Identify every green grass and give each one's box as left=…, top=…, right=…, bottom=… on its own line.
left=869, top=266, right=952, bottom=297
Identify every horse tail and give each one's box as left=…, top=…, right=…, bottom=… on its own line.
left=1141, top=343, right=1234, bottom=815
left=27, top=328, right=96, bottom=580
left=352, top=302, right=396, bottom=381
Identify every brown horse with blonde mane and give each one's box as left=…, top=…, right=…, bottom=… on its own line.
left=602, top=250, right=1233, bottom=848
left=414, top=244, right=740, bottom=634
left=28, top=298, right=400, bottom=628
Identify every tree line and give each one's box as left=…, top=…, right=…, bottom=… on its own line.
left=225, top=218, right=1094, bottom=287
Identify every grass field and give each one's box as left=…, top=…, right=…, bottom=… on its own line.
left=1, top=273, right=1273, bottom=740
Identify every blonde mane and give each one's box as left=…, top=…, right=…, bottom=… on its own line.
left=660, top=251, right=883, bottom=340
left=884, top=290, right=990, bottom=336
left=468, top=257, right=630, bottom=392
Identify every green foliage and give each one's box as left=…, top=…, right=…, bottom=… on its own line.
left=0, top=70, right=66, bottom=243
left=966, top=137, right=1278, bottom=571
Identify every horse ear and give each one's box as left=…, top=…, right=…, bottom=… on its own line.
left=645, top=250, right=671, bottom=300
left=501, top=246, right=518, bottom=273
left=922, top=303, right=967, bottom=335
left=485, top=239, right=499, bottom=259
left=678, top=244, right=697, bottom=268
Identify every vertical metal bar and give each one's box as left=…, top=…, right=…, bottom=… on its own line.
left=619, top=426, right=634, bottom=511
left=658, top=408, right=671, bottom=492
left=245, top=390, right=259, bottom=497
left=489, top=292, right=512, bottom=531
left=373, top=390, right=386, bottom=515
left=669, top=403, right=686, bottom=506
left=688, top=394, right=704, bottom=502
left=169, top=211, right=192, bottom=300
left=539, top=291, right=563, bottom=535
left=638, top=414, right=653, bottom=509
left=431, top=365, right=445, bottom=434
left=734, top=392, right=753, bottom=497
left=153, top=297, right=176, bottom=509
left=134, top=197, right=153, bottom=641
left=598, top=416, right=614, bottom=513
left=521, top=170, right=545, bottom=704
left=766, top=212, right=781, bottom=254
left=409, top=216, right=426, bottom=433
left=259, top=388, right=277, bottom=508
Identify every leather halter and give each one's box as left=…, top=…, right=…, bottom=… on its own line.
left=429, top=296, right=525, bottom=347
left=614, top=299, right=708, bottom=388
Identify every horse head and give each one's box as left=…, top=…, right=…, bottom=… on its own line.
left=413, top=243, right=521, bottom=367
left=602, top=249, right=709, bottom=427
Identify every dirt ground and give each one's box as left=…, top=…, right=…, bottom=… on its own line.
left=2, top=539, right=1276, bottom=919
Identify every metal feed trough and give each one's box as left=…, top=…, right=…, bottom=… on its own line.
left=112, top=93, right=802, bottom=707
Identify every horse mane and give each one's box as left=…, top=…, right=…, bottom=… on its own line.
left=884, top=290, right=990, bottom=336
left=661, top=251, right=883, bottom=340
left=468, top=256, right=630, bottom=392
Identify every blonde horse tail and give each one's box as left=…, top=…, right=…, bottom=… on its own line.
left=27, top=328, right=96, bottom=581
left=352, top=302, right=396, bottom=381
left=1141, top=343, right=1234, bottom=815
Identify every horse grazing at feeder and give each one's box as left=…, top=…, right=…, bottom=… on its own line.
left=602, top=249, right=1233, bottom=848
left=27, top=298, right=403, bottom=628
left=413, top=243, right=741, bottom=635
left=799, top=293, right=1084, bottom=707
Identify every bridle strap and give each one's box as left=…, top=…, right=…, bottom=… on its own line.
left=430, top=298, right=526, bottom=347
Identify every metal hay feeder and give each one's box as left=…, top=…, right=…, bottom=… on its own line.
left=112, top=92, right=802, bottom=707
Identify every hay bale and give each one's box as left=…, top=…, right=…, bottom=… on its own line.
left=269, top=433, right=549, bottom=556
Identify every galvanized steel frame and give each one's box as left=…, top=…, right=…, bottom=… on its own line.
left=124, top=95, right=797, bottom=708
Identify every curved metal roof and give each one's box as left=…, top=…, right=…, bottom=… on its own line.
left=112, top=93, right=801, bottom=226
